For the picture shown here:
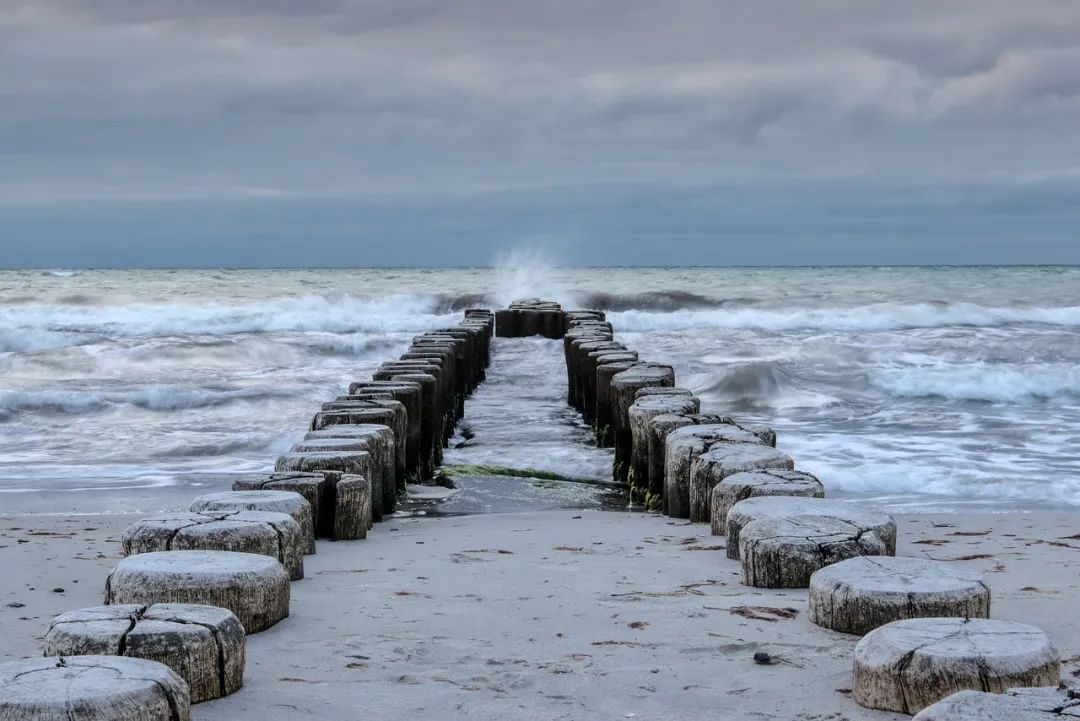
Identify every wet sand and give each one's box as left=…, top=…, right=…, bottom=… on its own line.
left=3, top=507, right=1078, bottom=720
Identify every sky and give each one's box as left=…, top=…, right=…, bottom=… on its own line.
left=1, top=0, right=1079, bottom=267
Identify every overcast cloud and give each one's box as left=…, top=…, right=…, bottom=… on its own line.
left=1, top=1, right=1078, bottom=265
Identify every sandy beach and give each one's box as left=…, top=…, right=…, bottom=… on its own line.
left=3, top=504, right=1077, bottom=720
left=4, top=0, right=1080, bottom=715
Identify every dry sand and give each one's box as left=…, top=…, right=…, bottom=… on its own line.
left=2, top=506, right=1078, bottom=720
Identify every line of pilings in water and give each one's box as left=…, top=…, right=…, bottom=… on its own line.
left=0, top=310, right=503, bottom=715
left=498, top=297, right=777, bottom=508
left=507, top=298, right=1068, bottom=716
left=554, top=299, right=774, bottom=509
left=3, top=299, right=1068, bottom=718
left=259, top=307, right=497, bottom=540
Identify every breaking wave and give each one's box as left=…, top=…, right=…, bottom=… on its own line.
left=607, top=303, right=1080, bottom=332
left=874, top=365, right=1080, bottom=403
left=690, top=362, right=840, bottom=409
left=297, top=333, right=406, bottom=358
left=437, top=292, right=490, bottom=313
left=151, top=437, right=274, bottom=458
left=573, top=290, right=725, bottom=312
left=0, top=293, right=456, bottom=353
left=0, top=386, right=297, bottom=417
left=435, top=289, right=736, bottom=314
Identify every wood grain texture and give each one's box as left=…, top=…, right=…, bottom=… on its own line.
left=853, top=618, right=1060, bottom=714
left=738, top=515, right=891, bottom=588
left=710, top=469, right=824, bottom=536
left=609, top=363, right=675, bottom=482
left=44, top=603, right=244, bottom=704
left=105, top=551, right=290, bottom=634
left=663, top=423, right=766, bottom=520
left=0, top=655, right=190, bottom=721
left=726, top=496, right=896, bottom=561
left=274, top=452, right=375, bottom=533
left=809, top=556, right=990, bottom=635
left=912, top=687, right=1080, bottom=720
left=190, top=491, right=315, bottom=555
left=626, top=394, right=699, bottom=498
left=688, top=443, right=794, bottom=524
left=121, top=511, right=305, bottom=581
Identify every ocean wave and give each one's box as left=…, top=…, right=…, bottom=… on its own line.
left=688, top=363, right=840, bottom=409
left=56, top=294, right=98, bottom=306
left=435, top=289, right=740, bottom=313
left=296, top=333, right=406, bottom=357
left=151, top=437, right=273, bottom=458
left=437, top=292, right=490, bottom=312
left=0, top=390, right=109, bottom=416
left=0, top=385, right=297, bottom=417
left=873, top=365, right=1080, bottom=403
left=607, top=303, right=1080, bottom=332
left=0, top=328, right=94, bottom=354
left=128, top=386, right=297, bottom=410
left=0, top=293, right=456, bottom=353
left=575, top=290, right=726, bottom=312
left=780, top=433, right=1080, bottom=507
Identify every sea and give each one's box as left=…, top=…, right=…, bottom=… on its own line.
left=1, top=264, right=1078, bottom=515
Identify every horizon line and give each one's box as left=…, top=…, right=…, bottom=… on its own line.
left=3, top=264, right=1079, bottom=272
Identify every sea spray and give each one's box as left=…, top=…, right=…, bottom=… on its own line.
left=490, top=246, right=572, bottom=308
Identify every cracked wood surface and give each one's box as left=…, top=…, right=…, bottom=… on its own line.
left=5, top=509, right=1079, bottom=720
left=726, top=496, right=897, bottom=561
left=809, top=556, right=990, bottom=635
left=44, top=603, right=245, bottom=703
left=0, top=655, right=190, bottom=721
left=121, top=511, right=305, bottom=581
left=853, top=618, right=1060, bottom=714
left=912, top=687, right=1080, bottom=719
left=105, top=550, right=290, bottom=634
left=710, top=469, right=825, bottom=536
left=190, top=491, right=316, bottom=556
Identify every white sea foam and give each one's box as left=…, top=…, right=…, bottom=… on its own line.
left=873, top=364, right=1080, bottom=403
left=3, top=268, right=1079, bottom=510
left=779, top=431, right=1080, bottom=508
left=0, top=389, right=109, bottom=415
left=0, top=293, right=455, bottom=353
left=685, top=364, right=841, bottom=410
left=297, top=332, right=407, bottom=358
left=0, top=385, right=296, bottom=416
left=607, top=303, right=1080, bottom=332
left=0, top=328, right=90, bottom=354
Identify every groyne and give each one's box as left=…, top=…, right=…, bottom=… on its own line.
left=0, top=299, right=1069, bottom=720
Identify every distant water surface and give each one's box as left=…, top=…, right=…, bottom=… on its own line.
left=1, top=266, right=1078, bottom=513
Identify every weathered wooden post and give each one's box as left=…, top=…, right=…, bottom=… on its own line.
left=609, top=363, right=675, bottom=482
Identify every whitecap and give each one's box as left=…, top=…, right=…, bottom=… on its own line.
left=607, top=303, right=1080, bottom=332
left=0, top=385, right=297, bottom=416
left=685, top=363, right=842, bottom=410
left=873, top=364, right=1080, bottom=403
left=0, top=293, right=458, bottom=353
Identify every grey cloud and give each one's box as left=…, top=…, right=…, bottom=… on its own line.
left=866, top=20, right=1080, bottom=78
left=34, top=0, right=349, bottom=23
left=0, top=0, right=1079, bottom=255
